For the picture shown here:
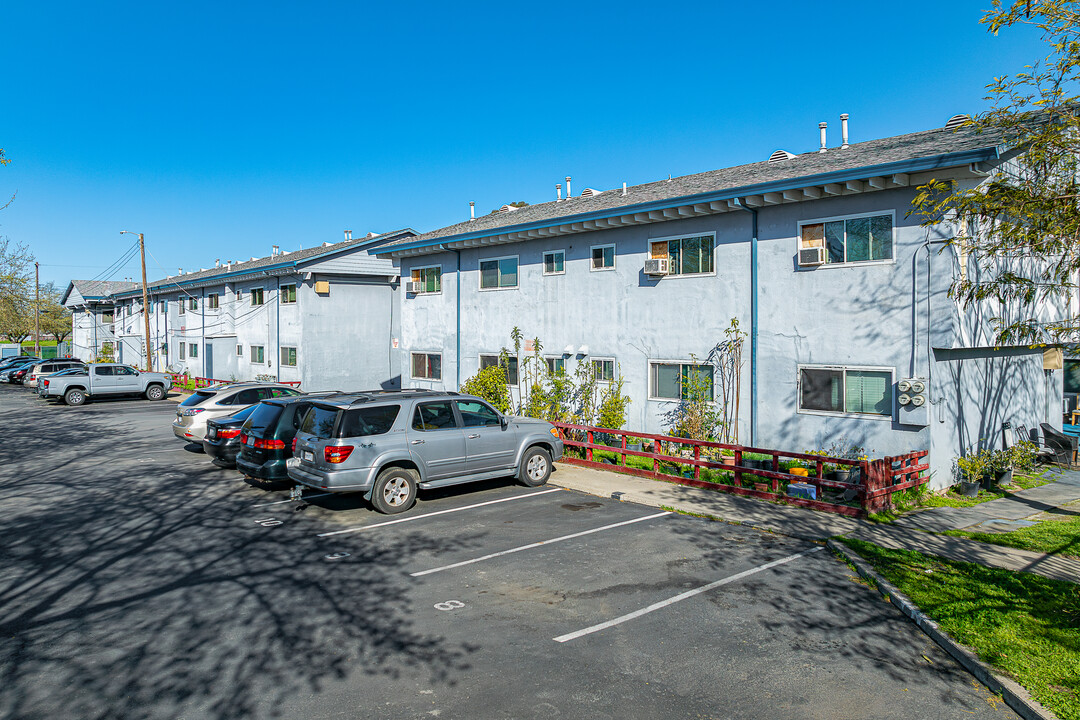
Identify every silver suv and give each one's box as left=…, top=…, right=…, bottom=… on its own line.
left=172, top=382, right=304, bottom=442
left=287, top=390, right=564, bottom=514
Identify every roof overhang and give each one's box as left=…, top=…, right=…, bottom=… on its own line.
left=380, top=147, right=999, bottom=259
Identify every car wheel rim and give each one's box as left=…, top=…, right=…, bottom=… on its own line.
left=384, top=477, right=410, bottom=506
left=527, top=454, right=547, bottom=480
left=70, top=392, right=82, bottom=403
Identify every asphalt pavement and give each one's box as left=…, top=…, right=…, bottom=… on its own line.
left=0, top=385, right=1018, bottom=719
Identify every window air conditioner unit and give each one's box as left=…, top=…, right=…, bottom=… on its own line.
left=798, top=246, right=826, bottom=266
left=405, top=281, right=425, bottom=294
left=644, top=258, right=670, bottom=276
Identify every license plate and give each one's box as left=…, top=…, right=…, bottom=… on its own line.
left=301, top=450, right=314, bottom=462
left=246, top=436, right=255, bottom=446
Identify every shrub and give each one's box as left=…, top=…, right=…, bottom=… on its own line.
left=461, top=365, right=511, bottom=413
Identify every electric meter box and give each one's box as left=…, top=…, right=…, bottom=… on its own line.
left=897, top=377, right=929, bottom=426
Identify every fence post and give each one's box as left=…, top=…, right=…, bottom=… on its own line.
left=586, top=430, right=593, bottom=462
left=863, top=460, right=889, bottom=513
left=693, top=445, right=701, bottom=480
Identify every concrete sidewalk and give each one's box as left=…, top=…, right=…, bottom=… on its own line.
left=550, top=462, right=1080, bottom=583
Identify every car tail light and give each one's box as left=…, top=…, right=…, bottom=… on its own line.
left=43, top=380, right=49, bottom=388
left=252, top=437, right=285, bottom=450
left=324, top=445, right=354, bottom=463
left=239, top=433, right=248, bottom=445
left=218, top=428, right=241, bottom=439
left=291, top=437, right=297, bottom=453
left=180, top=408, right=205, bottom=417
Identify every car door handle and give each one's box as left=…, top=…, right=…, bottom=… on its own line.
left=468, top=433, right=480, bottom=439
left=411, top=439, right=425, bottom=445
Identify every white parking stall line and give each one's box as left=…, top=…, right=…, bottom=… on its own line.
left=553, top=546, right=824, bottom=643
left=252, top=492, right=334, bottom=508
left=316, top=488, right=564, bottom=538
left=410, top=511, right=671, bottom=577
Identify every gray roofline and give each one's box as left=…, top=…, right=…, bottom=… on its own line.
left=379, top=146, right=998, bottom=257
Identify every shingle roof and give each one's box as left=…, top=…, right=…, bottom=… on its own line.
left=378, top=124, right=1002, bottom=254
left=70, top=280, right=140, bottom=299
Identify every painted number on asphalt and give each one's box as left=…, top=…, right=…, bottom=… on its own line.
left=434, top=600, right=465, bottom=612
left=324, top=552, right=351, bottom=561
left=254, top=517, right=283, bottom=527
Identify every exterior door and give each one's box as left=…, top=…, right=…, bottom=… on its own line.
left=205, top=342, right=214, bottom=380
left=457, top=400, right=516, bottom=473
left=406, top=400, right=467, bottom=482
left=113, top=366, right=142, bottom=393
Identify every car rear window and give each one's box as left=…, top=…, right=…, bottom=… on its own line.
left=244, top=403, right=284, bottom=435
left=301, top=405, right=341, bottom=439
left=340, top=405, right=400, bottom=437
left=180, top=391, right=217, bottom=407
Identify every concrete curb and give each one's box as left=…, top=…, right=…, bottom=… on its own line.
left=826, top=539, right=1059, bottom=720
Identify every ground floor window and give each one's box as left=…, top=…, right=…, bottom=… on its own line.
left=480, top=354, right=519, bottom=385
left=592, top=358, right=616, bottom=383
left=545, top=356, right=565, bottom=375
left=251, top=345, right=265, bottom=364
left=280, top=347, right=297, bottom=367
left=412, top=352, right=442, bottom=380
left=649, top=361, right=713, bottom=400
left=179, top=343, right=186, bottom=360
left=236, top=344, right=243, bottom=356
left=189, top=343, right=198, bottom=359
left=798, top=366, right=892, bottom=416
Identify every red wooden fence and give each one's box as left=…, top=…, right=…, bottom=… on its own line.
left=165, top=373, right=302, bottom=390
left=552, top=422, right=929, bottom=517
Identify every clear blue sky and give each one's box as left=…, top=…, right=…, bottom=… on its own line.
left=0, top=1, right=1047, bottom=289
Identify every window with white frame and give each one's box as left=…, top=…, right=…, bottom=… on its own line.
left=411, top=352, right=442, bottom=380
left=479, top=256, right=518, bottom=289
left=189, top=343, right=198, bottom=359
left=178, top=301, right=185, bottom=315
left=593, top=358, right=616, bottom=382
left=649, top=235, right=714, bottom=275
left=280, top=346, right=297, bottom=366
left=798, top=366, right=892, bottom=417
left=236, top=344, right=243, bottom=357
left=409, top=266, right=441, bottom=294
left=649, top=361, right=714, bottom=400
left=591, top=244, right=615, bottom=271
left=280, top=284, right=297, bottom=303
left=207, top=293, right=220, bottom=309
left=799, top=212, right=893, bottom=265
left=250, top=345, right=265, bottom=364
left=250, top=288, right=265, bottom=306
left=545, top=356, right=565, bottom=375
left=179, top=343, right=186, bottom=360
left=543, top=251, right=564, bottom=275
left=480, top=354, right=519, bottom=385
left=188, top=297, right=198, bottom=311
left=101, top=310, right=114, bottom=323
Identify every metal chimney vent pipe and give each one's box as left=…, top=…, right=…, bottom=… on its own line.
left=565, top=176, right=572, bottom=198
left=344, top=229, right=352, bottom=241
left=818, top=122, right=827, bottom=153
left=840, top=114, right=849, bottom=149
left=556, top=183, right=562, bottom=201
left=469, top=201, right=475, bottom=220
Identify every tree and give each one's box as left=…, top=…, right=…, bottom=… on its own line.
left=0, top=295, right=31, bottom=343
left=912, top=1, right=1080, bottom=345
left=37, top=283, right=72, bottom=343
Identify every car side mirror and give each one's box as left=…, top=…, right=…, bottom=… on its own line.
left=500, top=415, right=509, bottom=430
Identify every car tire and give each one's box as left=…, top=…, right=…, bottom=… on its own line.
left=64, top=388, right=86, bottom=406
left=519, top=446, right=552, bottom=487
left=145, top=384, right=165, bottom=401
left=371, top=467, right=418, bottom=514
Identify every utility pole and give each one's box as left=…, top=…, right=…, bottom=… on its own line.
left=121, top=231, right=153, bottom=371
left=34, top=261, right=40, bottom=358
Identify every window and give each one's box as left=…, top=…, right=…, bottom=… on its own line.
left=479, top=256, right=518, bottom=289
left=799, top=366, right=892, bottom=417
left=102, top=311, right=114, bottom=323
left=592, top=358, right=615, bottom=383
left=280, top=284, right=297, bottom=303
left=457, top=400, right=502, bottom=427
left=545, top=356, right=566, bottom=375
left=250, top=345, right=265, bottom=364
left=178, top=300, right=185, bottom=315
left=411, top=352, right=442, bottom=380
left=236, top=344, right=243, bottom=357
left=649, top=361, right=714, bottom=400
left=208, top=293, right=219, bottom=309
left=412, top=401, right=458, bottom=431
left=410, top=266, right=441, bottom=294
left=179, top=343, right=186, bottom=360
left=650, top=235, right=714, bottom=275
left=591, top=244, right=615, bottom=271
left=94, top=366, right=113, bottom=376
left=799, top=213, right=893, bottom=264
left=480, top=354, right=519, bottom=385
left=251, top=288, right=265, bottom=306
left=341, top=405, right=400, bottom=437
left=280, top=346, right=297, bottom=367
left=188, top=297, right=198, bottom=311
left=189, top=343, right=198, bottom=359
left=116, top=366, right=137, bottom=376
left=543, top=251, right=565, bottom=275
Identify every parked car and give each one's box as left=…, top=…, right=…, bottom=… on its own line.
left=0, top=355, right=39, bottom=371
left=287, top=390, right=563, bottom=514
left=202, top=405, right=259, bottom=468
left=23, top=359, right=86, bottom=388
left=0, top=360, right=38, bottom=384
left=40, top=363, right=172, bottom=405
left=173, top=383, right=304, bottom=443
left=37, top=366, right=88, bottom=397
left=236, top=393, right=342, bottom=482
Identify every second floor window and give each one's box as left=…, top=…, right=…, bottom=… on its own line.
left=800, top=213, right=893, bottom=265
left=650, top=235, right=714, bottom=275
left=280, top=284, right=297, bottom=303
left=208, top=293, right=219, bottom=309
left=251, top=288, right=265, bottom=306
left=410, top=267, right=441, bottom=294
left=189, top=297, right=198, bottom=311
left=480, top=257, right=518, bottom=289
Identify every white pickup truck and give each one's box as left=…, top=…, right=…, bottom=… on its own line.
left=40, top=363, right=173, bottom=406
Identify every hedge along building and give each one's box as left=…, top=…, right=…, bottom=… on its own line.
left=68, top=229, right=416, bottom=391
left=61, top=280, right=139, bottom=361
left=377, top=115, right=1064, bottom=489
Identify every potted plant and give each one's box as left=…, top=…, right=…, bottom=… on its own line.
left=955, top=449, right=988, bottom=497
left=988, top=449, right=1013, bottom=488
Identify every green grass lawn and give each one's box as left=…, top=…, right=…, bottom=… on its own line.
left=944, top=503, right=1080, bottom=559
left=840, top=538, right=1080, bottom=720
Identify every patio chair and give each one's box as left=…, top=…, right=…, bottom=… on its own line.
left=1040, top=423, right=1077, bottom=468
left=1015, top=425, right=1056, bottom=463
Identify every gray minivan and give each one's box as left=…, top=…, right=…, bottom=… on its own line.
left=287, top=390, right=563, bottom=514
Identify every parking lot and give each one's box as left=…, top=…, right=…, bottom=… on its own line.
left=0, top=386, right=1017, bottom=719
